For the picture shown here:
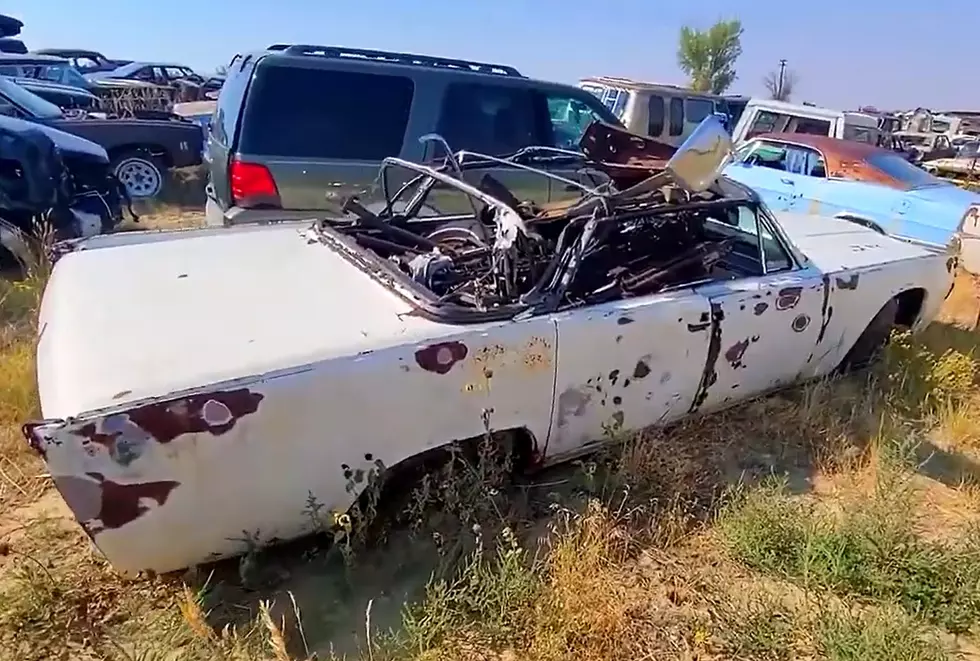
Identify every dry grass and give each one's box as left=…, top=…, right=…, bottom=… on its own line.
left=1, top=226, right=980, bottom=659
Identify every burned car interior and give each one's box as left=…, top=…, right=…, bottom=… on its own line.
left=310, top=117, right=796, bottom=321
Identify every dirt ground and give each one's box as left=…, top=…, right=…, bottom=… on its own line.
left=1, top=209, right=980, bottom=661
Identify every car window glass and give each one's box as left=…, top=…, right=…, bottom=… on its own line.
left=213, top=66, right=251, bottom=146
left=785, top=115, right=831, bottom=136
left=742, top=141, right=826, bottom=177
left=746, top=111, right=790, bottom=139
left=73, top=57, right=98, bottom=70
left=843, top=124, right=877, bottom=144
left=732, top=141, right=757, bottom=162
left=668, top=97, right=684, bottom=136
left=132, top=67, right=153, bottom=81
left=865, top=152, right=944, bottom=189
left=647, top=94, right=665, bottom=136
left=436, top=82, right=541, bottom=155
left=703, top=205, right=792, bottom=274
left=685, top=98, right=714, bottom=127
left=545, top=92, right=608, bottom=150
left=165, top=67, right=187, bottom=79
left=0, top=95, right=17, bottom=116
left=240, top=66, right=413, bottom=160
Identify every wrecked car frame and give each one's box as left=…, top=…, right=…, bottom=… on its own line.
left=24, top=118, right=955, bottom=575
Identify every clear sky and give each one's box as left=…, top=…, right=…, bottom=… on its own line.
left=6, top=0, right=977, bottom=111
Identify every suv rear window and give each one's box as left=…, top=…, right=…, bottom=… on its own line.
left=238, top=66, right=414, bottom=159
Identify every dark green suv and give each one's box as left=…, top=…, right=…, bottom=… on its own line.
left=204, top=44, right=623, bottom=227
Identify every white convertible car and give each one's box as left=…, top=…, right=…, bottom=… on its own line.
left=24, top=118, right=956, bottom=575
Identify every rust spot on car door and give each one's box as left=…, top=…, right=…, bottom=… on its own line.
left=415, top=341, right=468, bottom=374
left=835, top=274, right=859, bottom=290
left=775, top=287, right=802, bottom=311
left=725, top=339, right=751, bottom=369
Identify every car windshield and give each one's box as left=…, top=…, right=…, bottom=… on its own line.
left=35, top=62, right=90, bottom=88
left=866, top=152, right=945, bottom=189
left=4, top=61, right=90, bottom=88
left=958, top=142, right=979, bottom=159
left=0, top=75, right=63, bottom=118
left=900, top=135, right=930, bottom=146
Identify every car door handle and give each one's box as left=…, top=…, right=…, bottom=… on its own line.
left=780, top=177, right=795, bottom=185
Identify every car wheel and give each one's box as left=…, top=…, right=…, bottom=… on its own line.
left=111, top=150, right=164, bottom=199
left=837, top=297, right=899, bottom=373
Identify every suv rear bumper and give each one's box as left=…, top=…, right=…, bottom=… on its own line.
left=204, top=197, right=323, bottom=228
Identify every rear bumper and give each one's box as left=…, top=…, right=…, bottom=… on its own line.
left=204, top=196, right=323, bottom=228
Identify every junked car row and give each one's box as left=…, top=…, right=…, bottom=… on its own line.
left=5, top=43, right=973, bottom=576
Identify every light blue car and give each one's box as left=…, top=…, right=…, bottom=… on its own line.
left=722, top=132, right=980, bottom=249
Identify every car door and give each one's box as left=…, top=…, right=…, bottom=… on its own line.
left=691, top=205, right=826, bottom=411
left=547, top=289, right=712, bottom=460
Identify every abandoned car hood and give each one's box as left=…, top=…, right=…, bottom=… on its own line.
left=775, top=212, right=942, bottom=271
left=36, top=223, right=456, bottom=420
left=0, top=113, right=109, bottom=162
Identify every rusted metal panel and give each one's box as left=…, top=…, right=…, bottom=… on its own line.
left=690, top=274, right=826, bottom=412
left=25, top=319, right=558, bottom=576
left=547, top=292, right=711, bottom=458
left=578, top=121, right=676, bottom=189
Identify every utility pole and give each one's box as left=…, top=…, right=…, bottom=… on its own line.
left=777, top=59, right=787, bottom=100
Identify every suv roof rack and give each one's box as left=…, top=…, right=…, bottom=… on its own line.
left=269, top=44, right=523, bottom=77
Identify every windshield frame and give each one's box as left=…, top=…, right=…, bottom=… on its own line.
left=0, top=75, right=65, bottom=119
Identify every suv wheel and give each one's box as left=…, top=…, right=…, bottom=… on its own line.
left=111, top=150, right=164, bottom=199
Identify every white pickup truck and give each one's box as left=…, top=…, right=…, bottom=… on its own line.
left=731, top=99, right=881, bottom=146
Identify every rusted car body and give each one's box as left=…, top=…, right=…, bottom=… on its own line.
left=923, top=141, right=980, bottom=180
left=24, top=118, right=955, bottom=575
left=723, top=133, right=980, bottom=249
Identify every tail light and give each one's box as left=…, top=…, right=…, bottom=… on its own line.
left=229, top=158, right=281, bottom=208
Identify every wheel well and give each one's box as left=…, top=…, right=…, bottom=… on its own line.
left=352, top=426, right=537, bottom=517
left=894, top=288, right=927, bottom=328
left=108, top=145, right=171, bottom=168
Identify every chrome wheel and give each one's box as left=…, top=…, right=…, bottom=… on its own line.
left=114, top=156, right=163, bottom=198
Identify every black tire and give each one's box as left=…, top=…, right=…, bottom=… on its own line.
left=110, top=149, right=164, bottom=199
left=838, top=297, right=899, bottom=373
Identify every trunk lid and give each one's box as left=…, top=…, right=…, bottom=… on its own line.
left=35, top=222, right=450, bottom=419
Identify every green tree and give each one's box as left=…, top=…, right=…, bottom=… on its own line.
left=676, top=19, right=744, bottom=94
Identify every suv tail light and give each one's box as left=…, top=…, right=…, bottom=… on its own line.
left=230, top=158, right=281, bottom=208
